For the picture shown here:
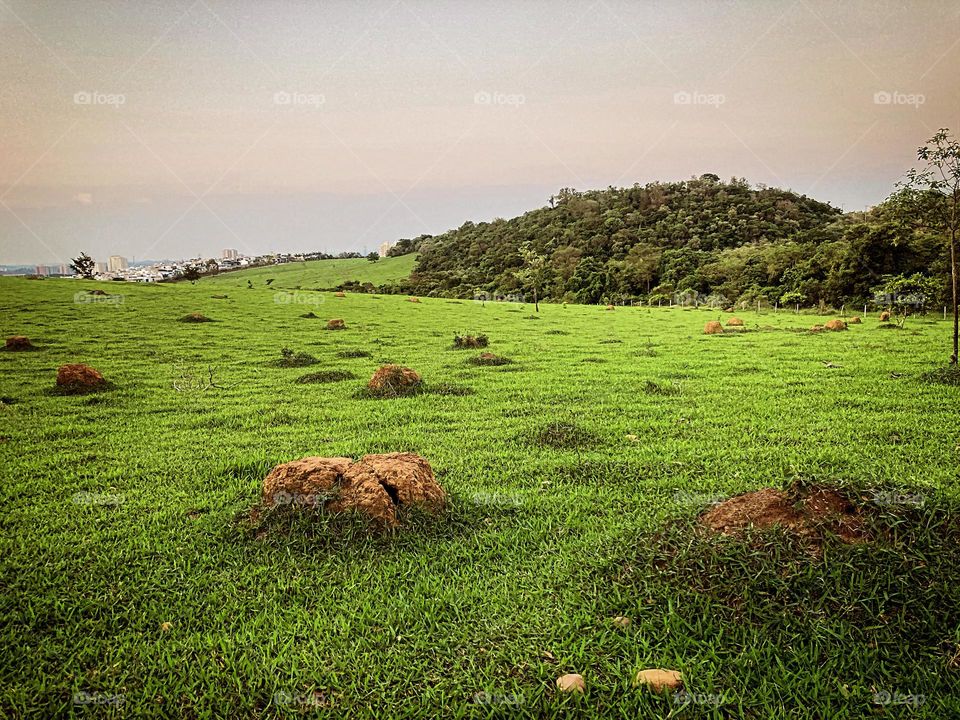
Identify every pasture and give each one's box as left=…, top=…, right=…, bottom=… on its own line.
left=1, top=274, right=958, bottom=718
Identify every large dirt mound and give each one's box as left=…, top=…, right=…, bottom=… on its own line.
left=5, top=336, right=34, bottom=351
left=56, top=364, right=107, bottom=394
left=262, top=452, right=445, bottom=525
left=367, top=365, right=422, bottom=396
left=699, top=485, right=865, bottom=546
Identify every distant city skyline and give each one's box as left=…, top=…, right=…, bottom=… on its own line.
left=2, top=0, right=959, bottom=265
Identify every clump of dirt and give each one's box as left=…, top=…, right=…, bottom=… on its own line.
left=334, top=291, right=346, bottom=298
left=275, top=348, right=319, bottom=368
left=179, top=313, right=213, bottom=323
left=211, top=294, right=228, bottom=299
left=261, top=452, right=446, bottom=526
left=300, top=311, right=318, bottom=319
left=606, top=304, right=615, bottom=310
left=5, top=336, right=34, bottom=351
left=726, top=317, right=744, bottom=327
left=699, top=484, right=867, bottom=548
left=408, top=296, right=420, bottom=303
left=55, top=363, right=108, bottom=394
left=326, top=318, right=346, bottom=330
left=879, top=311, right=891, bottom=322
left=366, top=364, right=422, bottom=397
left=809, top=324, right=824, bottom=333
left=88, top=289, right=108, bottom=296
left=703, top=321, right=724, bottom=335
left=468, top=352, right=512, bottom=366
left=848, top=316, right=862, bottom=324
left=825, top=319, right=847, bottom=331
left=296, top=370, right=356, bottom=384
left=452, top=334, right=488, bottom=349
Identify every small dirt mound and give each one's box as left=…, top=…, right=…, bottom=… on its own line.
left=699, top=485, right=866, bottom=547
left=848, top=316, right=862, bottom=324
left=211, top=294, right=228, bottom=299
left=468, top=352, right=511, bottom=366
left=452, top=334, right=488, bottom=349
left=275, top=348, right=319, bottom=368
left=88, top=289, right=108, bottom=296
left=920, top=365, right=960, bottom=386
left=262, top=452, right=445, bottom=526
left=824, top=319, right=847, bottom=331
left=879, top=311, right=891, bottom=322
left=703, top=321, right=723, bottom=335
left=326, top=318, right=346, bottom=330
left=726, top=317, right=744, bottom=327
left=5, top=336, right=34, bottom=351
left=606, top=304, right=615, bottom=310
left=408, top=297, right=420, bottom=303
left=810, top=324, right=824, bottom=332
left=367, top=365, right=422, bottom=397
left=296, top=370, right=356, bottom=384
left=56, top=364, right=107, bottom=394
left=300, top=311, right=318, bottom=319
left=179, top=313, right=213, bottom=323
left=529, top=422, right=600, bottom=450
left=334, top=291, right=346, bottom=298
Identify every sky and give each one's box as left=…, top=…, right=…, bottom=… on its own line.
left=1, top=0, right=959, bottom=266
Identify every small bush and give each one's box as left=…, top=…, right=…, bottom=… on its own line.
left=468, top=352, right=512, bottom=366
left=920, top=365, right=960, bottom=386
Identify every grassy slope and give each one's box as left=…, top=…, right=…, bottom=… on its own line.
left=203, top=254, right=417, bottom=290
left=1, top=277, right=958, bottom=718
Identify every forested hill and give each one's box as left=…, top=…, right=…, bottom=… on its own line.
left=390, top=176, right=945, bottom=308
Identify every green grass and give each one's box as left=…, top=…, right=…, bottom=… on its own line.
left=1, top=276, right=959, bottom=718
left=204, top=254, right=417, bottom=291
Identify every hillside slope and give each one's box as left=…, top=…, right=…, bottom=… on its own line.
left=204, top=254, right=416, bottom=291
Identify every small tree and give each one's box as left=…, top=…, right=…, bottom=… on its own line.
left=889, top=128, right=960, bottom=364
left=513, top=244, right=549, bottom=312
left=70, top=252, right=96, bottom=279
left=367, top=252, right=380, bottom=262
left=182, top=265, right=202, bottom=283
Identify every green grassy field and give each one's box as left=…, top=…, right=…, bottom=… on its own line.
left=1, top=275, right=959, bottom=718
left=206, top=255, right=417, bottom=291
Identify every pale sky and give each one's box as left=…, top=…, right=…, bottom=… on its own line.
left=1, top=0, right=959, bottom=265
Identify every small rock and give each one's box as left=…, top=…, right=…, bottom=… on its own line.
left=160, top=622, right=173, bottom=632
left=556, top=674, right=585, bottom=693
left=633, top=668, right=682, bottom=692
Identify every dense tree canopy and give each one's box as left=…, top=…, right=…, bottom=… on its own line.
left=380, top=177, right=948, bottom=309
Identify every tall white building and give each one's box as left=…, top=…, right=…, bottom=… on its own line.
left=108, top=256, right=128, bottom=272
left=378, top=240, right=394, bottom=257
left=222, top=248, right=239, bottom=260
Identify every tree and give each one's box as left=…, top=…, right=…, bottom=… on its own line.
left=513, top=243, right=549, bottom=312
left=367, top=252, right=380, bottom=262
left=70, top=252, right=96, bottom=279
left=182, top=265, right=202, bottom=283
left=889, top=128, right=960, bottom=364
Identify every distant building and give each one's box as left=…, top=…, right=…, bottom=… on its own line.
left=34, top=265, right=49, bottom=276
left=108, top=256, right=128, bottom=272
left=378, top=240, right=394, bottom=258
left=95, top=262, right=108, bottom=275
left=222, top=248, right=239, bottom=260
